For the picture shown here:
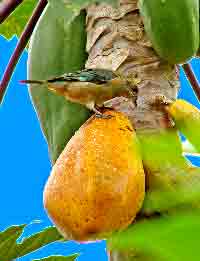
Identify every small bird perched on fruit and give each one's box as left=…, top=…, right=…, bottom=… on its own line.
left=21, top=69, right=140, bottom=117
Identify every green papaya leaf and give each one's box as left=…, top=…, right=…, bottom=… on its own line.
left=33, top=254, right=80, bottom=261
left=108, top=209, right=200, bottom=261
left=0, top=225, right=63, bottom=261
left=28, top=4, right=90, bottom=163
left=0, top=0, right=37, bottom=39
left=137, top=128, right=200, bottom=215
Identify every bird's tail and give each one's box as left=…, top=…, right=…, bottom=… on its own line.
left=20, top=79, right=46, bottom=85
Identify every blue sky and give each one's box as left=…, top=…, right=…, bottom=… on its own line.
left=0, top=36, right=107, bottom=261
left=0, top=35, right=200, bottom=260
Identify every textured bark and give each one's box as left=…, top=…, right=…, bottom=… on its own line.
left=86, top=0, right=179, bottom=131
left=85, top=1, right=180, bottom=260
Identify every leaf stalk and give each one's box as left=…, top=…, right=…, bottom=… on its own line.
left=182, top=63, right=200, bottom=102
left=0, top=0, right=48, bottom=104
left=0, top=0, right=23, bottom=24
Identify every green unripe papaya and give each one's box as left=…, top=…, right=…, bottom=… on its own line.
left=139, top=0, right=199, bottom=64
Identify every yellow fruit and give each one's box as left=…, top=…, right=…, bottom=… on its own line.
left=43, top=110, right=145, bottom=240
left=167, top=99, right=200, bottom=152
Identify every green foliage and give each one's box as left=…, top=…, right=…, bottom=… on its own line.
left=137, top=128, right=200, bottom=215
left=0, top=0, right=37, bottom=39
left=0, top=0, right=117, bottom=39
left=0, top=224, right=63, bottom=261
left=108, top=209, right=200, bottom=261
left=33, top=254, right=79, bottom=261
left=103, top=126, right=200, bottom=260
left=139, top=0, right=199, bottom=63
left=28, top=4, right=90, bottom=163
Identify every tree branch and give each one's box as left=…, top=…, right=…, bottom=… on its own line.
left=182, top=63, right=200, bottom=102
left=0, top=0, right=48, bottom=104
left=0, top=0, right=23, bottom=24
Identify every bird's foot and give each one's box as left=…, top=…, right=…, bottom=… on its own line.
left=95, top=113, right=113, bottom=119
left=86, top=102, right=113, bottom=119
left=93, top=107, right=113, bottom=119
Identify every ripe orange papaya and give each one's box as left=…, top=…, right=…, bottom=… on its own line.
left=43, top=110, right=145, bottom=240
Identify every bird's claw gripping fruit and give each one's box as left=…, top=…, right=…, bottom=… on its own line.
left=43, top=110, right=145, bottom=240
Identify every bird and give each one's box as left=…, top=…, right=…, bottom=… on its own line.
left=21, top=69, right=140, bottom=117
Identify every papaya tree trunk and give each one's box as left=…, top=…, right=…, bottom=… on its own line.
left=86, top=0, right=179, bottom=132
left=85, top=1, right=179, bottom=260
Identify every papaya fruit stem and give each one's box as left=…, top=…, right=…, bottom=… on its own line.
left=0, top=0, right=23, bottom=24
left=0, top=0, right=47, bottom=104
left=182, top=63, right=200, bottom=102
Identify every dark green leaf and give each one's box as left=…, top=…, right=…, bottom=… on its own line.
left=33, top=254, right=80, bottom=261
left=0, top=225, right=63, bottom=261
left=28, top=4, right=90, bottom=163
left=11, top=226, right=63, bottom=260
left=108, top=209, right=200, bottom=261
left=0, top=225, right=26, bottom=259
left=0, top=0, right=37, bottom=39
